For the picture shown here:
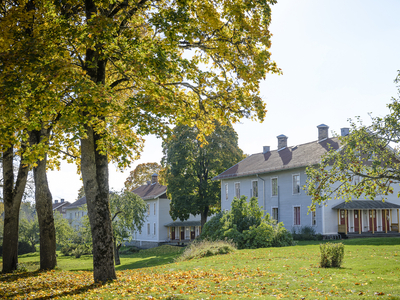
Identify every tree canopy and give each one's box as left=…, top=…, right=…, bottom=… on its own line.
left=1, top=0, right=279, bottom=282
left=124, top=162, right=165, bottom=191
left=162, top=122, right=243, bottom=227
left=305, top=73, right=400, bottom=210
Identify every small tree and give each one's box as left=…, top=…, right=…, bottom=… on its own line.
left=109, top=190, right=147, bottom=265
left=54, top=211, right=74, bottom=248
left=201, top=196, right=294, bottom=249
left=19, top=217, right=39, bottom=253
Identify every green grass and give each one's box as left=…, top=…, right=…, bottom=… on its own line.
left=1, top=238, right=400, bottom=299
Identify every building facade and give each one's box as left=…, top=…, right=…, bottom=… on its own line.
left=214, top=125, right=400, bottom=237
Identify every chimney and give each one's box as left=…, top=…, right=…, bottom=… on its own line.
left=317, top=124, right=329, bottom=140
left=151, top=173, right=158, bottom=184
left=263, top=146, right=270, bottom=154
left=55, top=200, right=58, bottom=204
left=341, top=127, right=350, bottom=136
left=61, top=198, right=64, bottom=203
left=277, top=135, right=287, bottom=150
left=147, top=181, right=151, bottom=185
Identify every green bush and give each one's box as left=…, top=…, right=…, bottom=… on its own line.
left=200, top=196, right=294, bottom=249
left=0, top=241, right=36, bottom=255
left=176, top=239, right=236, bottom=261
left=292, top=226, right=322, bottom=241
left=319, top=242, right=345, bottom=268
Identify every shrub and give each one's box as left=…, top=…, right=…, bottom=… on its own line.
left=200, top=196, right=294, bottom=249
left=292, top=226, right=322, bottom=241
left=176, top=239, right=236, bottom=262
left=319, top=242, right=345, bottom=268
left=72, top=246, right=86, bottom=258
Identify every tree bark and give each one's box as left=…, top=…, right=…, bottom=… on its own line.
left=30, top=129, right=57, bottom=270
left=81, top=125, right=116, bottom=282
left=2, top=146, right=29, bottom=273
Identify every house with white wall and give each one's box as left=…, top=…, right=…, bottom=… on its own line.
left=64, top=196, right=88, bottom=229
left=131, top=174, right=202, bottom=248
left=214, top=125, right=400, bottom=237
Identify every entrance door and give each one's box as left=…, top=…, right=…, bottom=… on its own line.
left=339, top=209, right=348, bottom=232
left=369, top=210, right=377, bottom=232
left=180, top=227, right=185, bottom=240
left=354, top=210, right=359, bottom=233
left=190, top=227, right=195, bottom=240
left=171, top=227, right=175, bottom=240
left=382, top=210, right=390, bottom=232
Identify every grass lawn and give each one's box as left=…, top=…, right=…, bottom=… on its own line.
left=1, top=238, right=400, bottom=299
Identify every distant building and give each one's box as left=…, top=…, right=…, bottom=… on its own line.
left=131, top=173, right=201, bottom=248
left=52, top=199, right=71, bottom=218
left=64, top=197, right=87, bottom=229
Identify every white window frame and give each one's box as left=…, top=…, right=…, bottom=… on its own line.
left=271, top=177, right=278, bottom=197
left=292, top=174, right=300, bottom=195
left=311, top=210, right=317, bottom=226
left=251, top=180, right=258, bottom=198
left=272, top=206, right=278, bottom=221
left=225, top=183, right=229, bottom=201
left=294, top=206, right=301, bottom=226
left=234, top=182, right=240, bottom=199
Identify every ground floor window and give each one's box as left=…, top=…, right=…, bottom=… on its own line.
left=272, top=207, right=278, bottom=221
left=294, top=206, right=300, bottom=225
left=312, top=211, right=316, bottom=226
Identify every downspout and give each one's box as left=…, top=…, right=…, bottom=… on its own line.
left=256, top=174, right=266, bottom=215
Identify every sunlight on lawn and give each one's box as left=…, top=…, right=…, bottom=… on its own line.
left=1, top=240, right=399, bottom=299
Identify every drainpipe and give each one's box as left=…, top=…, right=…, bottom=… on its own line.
left=256, top=174, right=266, bottom=215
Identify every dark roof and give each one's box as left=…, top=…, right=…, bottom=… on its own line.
left=65, top=196, right=87, bottom=210
left=214, top=138, right=340, bottom=180
left=332, top=200, right=400, bottom=210
left=133, top=183, right=167, bottom=200
left=52, top=201, right=70, bottom=210
left=164, top=220, right=201, bottom=227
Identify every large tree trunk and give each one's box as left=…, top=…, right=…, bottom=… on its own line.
left=30, top=129, right=57, bottom=270
left=81, top=125, right=116, bottom=282
left=2, top=146, right=29, bottom=273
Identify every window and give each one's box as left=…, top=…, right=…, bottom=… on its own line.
left=235, top=182, right=240, bottom=199
left=153, top=223, right=156, bottom=235
left=147, top=204, right=150, bottom=215
left=225, top=184, right=229, bottom=201
left=354, top=175, right=360, bottom=185
left=272, top=208, right=278, bottom=221
left=271, top=178, right=278, bottom=196
left=252, top=180, right=258, bottom=198
left=292, top=174, right=300, bottom=194
left=294, top=206, right=301, bottom=225
left=312, top=211, right=316, bottom=226
left=69, top=213, right=72, bottom=219
left=147, top=223, right=150, bottom=235
left=154, top=203, right=156, bottom=215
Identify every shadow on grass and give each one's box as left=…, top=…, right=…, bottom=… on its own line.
left=0, top=269, right=43, bottom=283
left=115, top=254, right=177, bottom=270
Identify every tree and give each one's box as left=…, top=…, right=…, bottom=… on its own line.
left=19, top=216, right=39, bottom=252
left=305, top=73, right=400, bottom=210
left=1, top=0, right=279, bottom=282
left=163, top=122, right=243, bottom=227
left=54, top=211, right=74, bottom=248
left=200, top=196, right=294, bottom=249
left=124, top=163, right=165, bottom=191
left=109, top=190, right=146, bottom=265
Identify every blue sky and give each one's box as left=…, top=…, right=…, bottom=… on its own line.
left=48, top=1, right=400, bottom=202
